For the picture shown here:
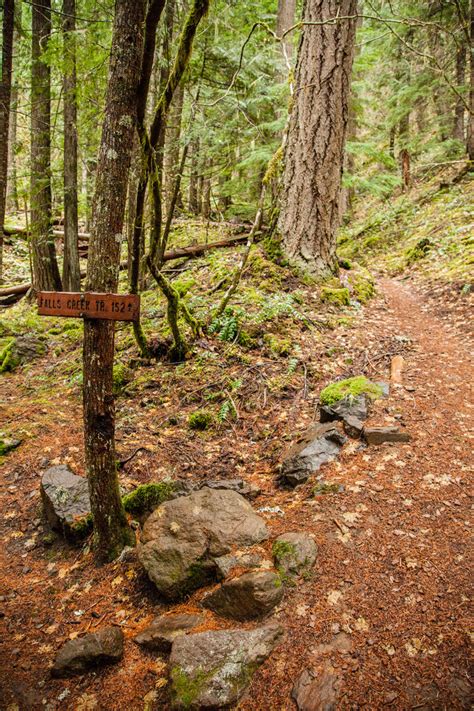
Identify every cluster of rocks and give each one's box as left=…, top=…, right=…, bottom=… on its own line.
left=279, top=380, right=410, bottom=488
left=50, top=488, right=317, bottom=707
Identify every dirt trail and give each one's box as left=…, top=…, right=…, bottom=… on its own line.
left=244, top=277, right=473, bottom=710
left=0, top=277, right=472, bottom=710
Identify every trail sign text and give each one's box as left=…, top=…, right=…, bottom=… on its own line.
left=37, top=291, right=140, bottom=322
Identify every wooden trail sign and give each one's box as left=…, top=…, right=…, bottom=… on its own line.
left=37, top=291, right=140, bottom=322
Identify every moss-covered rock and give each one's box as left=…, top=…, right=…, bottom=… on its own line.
left=320, top=287, right=350, bottom=307
left=188, top=410, right=214, bottom=430
left=263, top=334, right=292, bottom=357
left=319, top=376, right=383, bottom=406
left=0, top=437, right=21, bottom=457
left=122, top=481, right=178, bottom=518
left=405, top=237, right=433, bottom=266
left=348, top=265, right=376, bottom=303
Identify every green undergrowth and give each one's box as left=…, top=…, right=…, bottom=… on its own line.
left=338, top=169, right=474, bottom=284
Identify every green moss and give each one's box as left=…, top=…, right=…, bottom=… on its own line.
left=264, top=334, right=292, bottom=357
left=188, top=410, right=214, bottom=430
left=69, top=513, right=93, bottom=538
left=320, top=376, right=383, bottom=406
left=122, top=481, right=177, bottom=516
left=320, top=287, right=350, bottom=306
left=112, top=363, right=132, bottom=396
left=272, top=539, right=297, bottom=560
left=349, top=266, right=376, bottom=303
left=0, top=339, right=20, bottom=373
left=173, top=276, right=196, bottom=297
left=171, top=666, right=212, bottom=709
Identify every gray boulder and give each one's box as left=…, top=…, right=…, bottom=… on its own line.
left=170, top=624, right=283, bottom=709
left=320, top=394, right=368, bottom=439
left=273, top=532, right=317, bottom=576
left=0, top=437, right=21, bottom=457
left=134, top=613, right=203, bottom=652
left=40, top=465, right=90, bottom=537
left=279, top=424, right=346, bottom=488
left=202, top=571, right=283, bottom=620
left=138, top=488, right=268, bottom=600
left=51, top=627, right=123, bottom=677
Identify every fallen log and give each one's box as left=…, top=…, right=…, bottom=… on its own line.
left=0, top=232, right=263, bottom=298
left=3, top=225, right=90, bottom=240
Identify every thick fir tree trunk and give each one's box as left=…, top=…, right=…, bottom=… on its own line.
left=0, top=0, right=14, bottom=283
left=62, top=0, right=81, bottom=290
left=83, top=0, right=145, bottom=563
left=279, top=0, right=358, bottom=274
left=30, top=0, right=61, bottom=292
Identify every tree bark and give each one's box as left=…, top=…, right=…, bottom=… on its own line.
left=279, top=0, right=358, bottom=275
left=453, top=43, right=466, bottom=141
left=30, top=0, right=61, bottom=292
left=6, top=1, right=20, bottom=216
left=62, top=0, right=81, bottom=290
left=188, top=138, right=200, bottom=213
left=468, top=0, right=474, bottom=160
left=0, top=0, right=14, bottom=283
left=277, top=0, right=296, bottom=65
left=164, top=83, right=184, bottom=215
left=83, top=0, right=146, bottom=563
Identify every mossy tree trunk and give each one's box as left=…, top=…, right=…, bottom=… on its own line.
left=30, top=0, right=62, bottom=292
left=83, top=0, right=146, bottom=564
left=0, top=0, right=14, bottom=283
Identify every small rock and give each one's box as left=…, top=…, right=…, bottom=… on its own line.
left=40, top=465, right=90, bottom=537
left=363, top=427, right=411, bottom=445
left=214, top=552, right=263, bottom=580
left=273, top=532, right=318, bottom=576
left=342, top=415, right=364, bottom=439
left=320, top=394, right=368, bottom=426
left=0, top=438, right=21, bottom=457
left=116, top=546, right=136, bottom=563
left=279, top=424, right=346, bottom=488
left=202, top=571, right=283, bottom=620
left=170, top=624, right=283, bottom=708
left=199, top=478, right=261, bottom=500
left=292, top=663, right=341, bottom=711
left=134, top=614, right=203, bottom=652
left=51, top=627, right=123, bottom=677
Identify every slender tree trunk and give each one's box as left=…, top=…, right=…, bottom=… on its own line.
left=279, top=0, right=358, bottom=275
left=83, top=0, right=146, bottom=563
left=468, top=0, right=474, bottom=160
left=30, top=0, right=61, bottom=292
left=164, top=83, right=184, bottom=215
left=277, top=0, right=296, bottom=67
left=201, top=159, right=211, bottom=220
left=0, top=0, right=14, bottom=283
left=188, top=138, right=199, bottom=213
left=6, top=1, right=20, bottom=216
left=453, top=43, right=466, bottom=141
left=62, top=0, right=81, bottom=290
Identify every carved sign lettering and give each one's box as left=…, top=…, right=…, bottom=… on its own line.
left=37, top=291, right=140, bottom=322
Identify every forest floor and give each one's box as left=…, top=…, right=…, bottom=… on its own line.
left=0, top=173, right=472, bottom=710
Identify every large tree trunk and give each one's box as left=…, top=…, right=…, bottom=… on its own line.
left=30, top=0, right=61, bottom=292
left=83, top=0, right=146, bottom=563
left=468, top=0, right=474, bottom=160
left=277, top=0, right=297, bottom=64
left=0, top=0, right=14, bottom=283
left=62, top=0, right=81, bottom=290
left=279, top=0, right=358, bottom=274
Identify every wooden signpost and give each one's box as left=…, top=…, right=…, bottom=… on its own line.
left=37, top=291, right=140, bottom=322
